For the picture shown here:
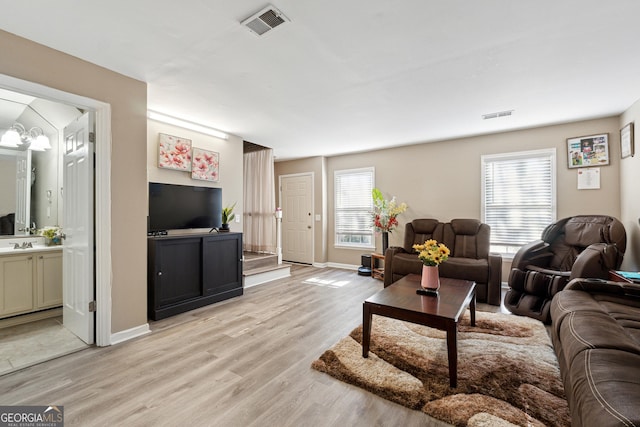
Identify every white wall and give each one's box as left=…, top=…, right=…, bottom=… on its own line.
left=620, top=98, right=640, bottom=270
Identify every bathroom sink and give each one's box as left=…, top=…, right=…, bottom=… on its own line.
left=0, top=241, right=61, bottom=254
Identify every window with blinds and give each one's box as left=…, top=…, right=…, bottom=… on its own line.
left=481, top=149, right=556, bottom=255
left=334, top=167, right=374, bottom=248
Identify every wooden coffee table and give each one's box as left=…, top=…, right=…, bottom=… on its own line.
left=362, top=274, right=476, bottom=388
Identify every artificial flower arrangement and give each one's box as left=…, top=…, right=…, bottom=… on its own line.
left=40, top=226, right=63, bottom=245
left=371, top=188, right=408, bottom=233
left=413, top=239, right=450, bottom=266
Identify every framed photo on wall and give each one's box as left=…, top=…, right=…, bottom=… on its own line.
left=620, top=122, right=634, bottom=158
left=567, top=133, right=609, bottom=168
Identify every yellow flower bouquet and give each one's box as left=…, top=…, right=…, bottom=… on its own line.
left=413, top=239, right=450, bottom=266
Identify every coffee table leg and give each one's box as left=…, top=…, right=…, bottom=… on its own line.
left=470, top=290, right=476, bottom=327
left=362, top=303, right=372, bottom=358
left=446, top=324, right=457, bottom=388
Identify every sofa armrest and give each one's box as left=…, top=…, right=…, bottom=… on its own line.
left=569, top=243, right=620, bottom=281
left=511, top=240, right=553, bottom=270
left=487, top=252, right=502, bottom=305
left=526, top=266, right=571, bottom=277
left=565, top=278, right=640, bottom=298
left=384, top=246, right=406, bottom=287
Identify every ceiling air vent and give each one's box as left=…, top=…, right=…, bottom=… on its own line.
left=241, top=5, right=289, bottom=36
left=482, top=110, right=514, bottom=120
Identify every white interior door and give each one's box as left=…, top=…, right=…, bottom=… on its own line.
left=280, top=174, right=313, bottom=264
left=62, top=113, right=94, bottom=344
left=14, top=149, right=31, bottom=235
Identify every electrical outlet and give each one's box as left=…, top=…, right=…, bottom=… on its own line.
left=235, top=216, right=240, bottom=223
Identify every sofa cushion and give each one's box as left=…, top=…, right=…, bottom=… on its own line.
left=564, top=216, right=611, bottom=248
left=390, top=253, right=422, bottom=276
left=438, top=257, right=489, bottom=283
left=567, top=348, right=640, bottom=427
left=442, top=220, right=490, bottom=259
left=403, top=219, right=442, bottom=252
left=449, top=218, right=481, bottom=235
left=551, top=285, right=640, bottom=427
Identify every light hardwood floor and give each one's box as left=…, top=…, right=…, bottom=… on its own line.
left=0, top=265, right=502, bottom=427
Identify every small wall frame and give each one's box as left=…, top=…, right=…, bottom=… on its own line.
left=567, top=133, right=609, bottom=168
left=191, top=148, right=220, bottom=182
left=158, top=133, right=192, bottom=171
left=620, top=122, right=634, bottom=158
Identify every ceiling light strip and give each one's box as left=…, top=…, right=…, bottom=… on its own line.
left=147, top=111, right=229, bottom=140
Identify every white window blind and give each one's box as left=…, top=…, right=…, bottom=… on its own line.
left=482, top=149, right=556, bottom=254
left=335, top=167, right=374, bottom=248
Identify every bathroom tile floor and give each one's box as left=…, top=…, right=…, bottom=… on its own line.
left=0, top=317, right=88, bottom=376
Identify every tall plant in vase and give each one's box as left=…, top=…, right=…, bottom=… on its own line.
left=371, top=188, right=407, bottom=254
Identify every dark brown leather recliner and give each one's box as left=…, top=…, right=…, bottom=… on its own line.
left=384, top=218, right=503, bottom=305
left=505, top=215, right=626, bottom=323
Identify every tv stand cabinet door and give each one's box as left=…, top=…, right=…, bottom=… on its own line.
left=203, top=233, right=242, bottom=296
left=150, top=237, right=203, bottom=309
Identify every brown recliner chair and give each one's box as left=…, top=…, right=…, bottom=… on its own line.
left=505, top=215, right=626, bottom=324
left=384, top=218, right=503, bottom=305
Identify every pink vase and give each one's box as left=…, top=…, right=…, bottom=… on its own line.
left=421, top=265, right=440, bottom=291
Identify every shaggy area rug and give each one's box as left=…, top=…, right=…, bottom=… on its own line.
left=312, top=311, right=570, bottom=427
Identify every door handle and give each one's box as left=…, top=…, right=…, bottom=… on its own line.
left=307, top=226, right=312, bottom=229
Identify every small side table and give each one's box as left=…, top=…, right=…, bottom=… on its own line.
left=371, top=253, right=384, bottom=280
left=609, top=271, right=632, bottom=283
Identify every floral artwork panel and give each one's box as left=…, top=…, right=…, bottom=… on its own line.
left=191, top=148, right=220, bottom=182
left=158, top=133, right=192, bottom=171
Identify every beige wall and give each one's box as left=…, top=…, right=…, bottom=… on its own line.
left=0, top=30, right=148, bottom=334
left=321, top=117, right=622, bottom=267
left=274, top=156, right=328, bottom=264
left=620, top=99, right=640, bottom=270
left=146, top=120, right=244, bottom=231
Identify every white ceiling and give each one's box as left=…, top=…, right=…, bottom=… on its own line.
left=2, top=1, right=640, bottom=160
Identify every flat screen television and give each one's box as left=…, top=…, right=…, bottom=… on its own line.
left=148, top=182, right=222, bottom=232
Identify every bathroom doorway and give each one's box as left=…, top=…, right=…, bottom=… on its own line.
left=0, top=76, right=112, bottom=374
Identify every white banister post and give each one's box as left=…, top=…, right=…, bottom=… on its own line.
left=275, top=207, right=283, bottom=264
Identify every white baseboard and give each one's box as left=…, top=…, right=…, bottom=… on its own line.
left=326, top=262, right=359, bottom=270
left=244, top=266, right=291, bottom=288
left=110, top=323, right=151, bottom=345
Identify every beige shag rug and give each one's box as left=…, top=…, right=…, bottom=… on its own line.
left=312, top=311, right=570, bottom=427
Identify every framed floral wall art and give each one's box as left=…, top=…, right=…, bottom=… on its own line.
left=191, top=148, right=220, bottom=182
left=158, top=133, right=192, bottom=171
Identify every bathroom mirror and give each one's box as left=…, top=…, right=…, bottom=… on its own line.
left=0, top=88, right=80, bottom=238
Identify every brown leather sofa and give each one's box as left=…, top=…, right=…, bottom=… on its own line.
left=551, top=278, right=640, bottom=427
left=505, top=215, right=626, bottom=323
left=383, top=218, right=502, bottom=305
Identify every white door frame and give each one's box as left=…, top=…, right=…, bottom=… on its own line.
left=0, top=74, right=112, bottom=347
left=278, top=172, right=314, bottom=264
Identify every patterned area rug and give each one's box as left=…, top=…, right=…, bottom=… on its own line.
left=312, top=311, right=570, bottom=427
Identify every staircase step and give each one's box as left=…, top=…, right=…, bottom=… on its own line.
left=243, top=252, right=278, bottom=271
left=243, top=263, right=291, bottom=288
left=243, top=263, right=290, bottom=276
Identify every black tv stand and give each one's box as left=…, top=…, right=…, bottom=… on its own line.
left=147, top=232, right=243, bottom=320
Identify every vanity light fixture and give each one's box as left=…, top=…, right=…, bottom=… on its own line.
left=147, top=110, right=229, bottom=140
left=0, top=123, right=51, bottom=150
